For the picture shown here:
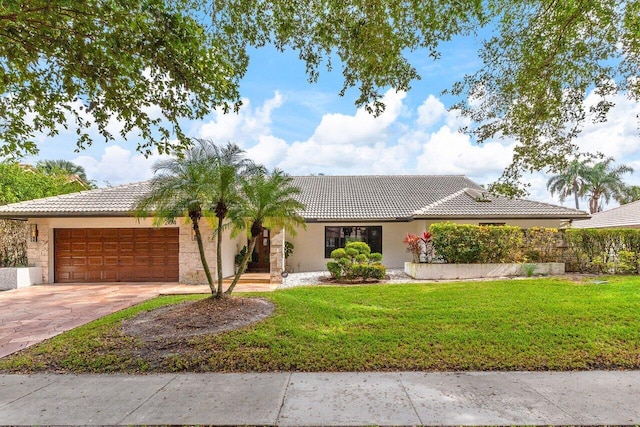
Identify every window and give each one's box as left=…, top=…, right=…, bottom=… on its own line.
left=479, top=222, right=506, bottom=226
left=324, top=226, right=382, bottom=258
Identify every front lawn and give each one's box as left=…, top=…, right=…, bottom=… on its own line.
left=2, top=276, right=640, bottom=372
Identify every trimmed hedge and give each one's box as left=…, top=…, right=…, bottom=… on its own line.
left=429, top=223, right=523, bottom=264
left=425, top=223, right=640, bottom=274
left=564, top=228, right=640, bottom=274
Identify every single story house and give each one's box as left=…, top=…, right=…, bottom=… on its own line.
left=0, top=175, right=589, bottom=285
left=572, top=200, right=640, bottom=229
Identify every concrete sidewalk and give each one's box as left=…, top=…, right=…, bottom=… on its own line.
left=1, top=371, right=639, bottom=425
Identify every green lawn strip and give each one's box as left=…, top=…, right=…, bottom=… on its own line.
left=2, top=277, right=640, bottom=373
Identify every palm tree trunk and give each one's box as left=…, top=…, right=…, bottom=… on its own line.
left=589, top=194, right=600, bottom=214
left=215, top=219, right=224, bottom=298
left=193, top=221, right=215, bottom=295
left=225, top=235, right=258, bottom=296
left=573, top=181, right=580, bottom=210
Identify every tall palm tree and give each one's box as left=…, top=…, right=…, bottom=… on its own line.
left=226, top=168, right=305, bottom=296
left=546, top=159, right=590, bottom=209
left=36, top=159, right=95, bottom=188
left=615, top=185, right=640, bottom=205
left=135, top=140, right=218, bottom=295
left=205, top=140, right=259, bottom=298
left=582, top=157, right=634, bottom=213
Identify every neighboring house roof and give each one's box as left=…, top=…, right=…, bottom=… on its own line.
left=572, top=200, right=640, bottom=229
left=0, top=175, right=589, bottom=221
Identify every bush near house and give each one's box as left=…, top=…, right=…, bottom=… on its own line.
left=326, top=241, right=386, bottom=281
left=429, top=223, right=524, bottom=263
left=418, top=223, right=640, bottom=275
left=522, top=227, right=562, bottom=263
left=564, top=228, right=640, bottom=274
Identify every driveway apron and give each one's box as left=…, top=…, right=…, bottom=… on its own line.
left=0, top=283, right=206, bottom=358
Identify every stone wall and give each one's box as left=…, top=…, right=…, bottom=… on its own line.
left=178, top=220, right=219, bottom=285
left=270, top=227, right=284, bottom=285
left=26, top=221, right=50, bottom=283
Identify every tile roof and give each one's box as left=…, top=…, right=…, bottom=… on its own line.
left=0, top=182, right=151, bottom=217
left=572, top=200, right=640, bottom=228
left=0, top=175, right=589, bottom=221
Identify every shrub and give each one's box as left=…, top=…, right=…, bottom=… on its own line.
left=326, top=261, right=342, bottom=279
left=403, top=233, right=422, bottom=263
left=368, top=252, right=383, bottom=263
left=326, top=241, right=387, bottom=282
left=331, top=248, right=348, bottom=259
left=565, top=228, right=640, bottom=274
left=522, top=227, right=561, bottom=262
left=403, top=231, right=435, bottom=263
left=429, top=222, right=522, bottom=264
left=347, top=241, right=371, bottom=256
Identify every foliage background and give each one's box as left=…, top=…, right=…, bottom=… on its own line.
left=0, top=162, right=87, bottom=267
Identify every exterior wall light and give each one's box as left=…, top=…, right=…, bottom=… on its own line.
left=30, top=224, right=38, bottom=243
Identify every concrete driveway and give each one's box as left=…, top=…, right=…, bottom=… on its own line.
left=0, top=281, right=274, bottom=359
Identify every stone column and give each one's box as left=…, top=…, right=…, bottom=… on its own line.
left=26, top=221, right=49, bottom=283
left=270, top=227, right=284, bottom=285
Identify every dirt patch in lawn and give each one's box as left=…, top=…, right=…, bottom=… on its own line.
left=121, top=297, right=274, bottom=367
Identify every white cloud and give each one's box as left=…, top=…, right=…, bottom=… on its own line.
left=576, top=91, right=640, bottom=160
left=73, top=145, right=169, bottom=186
left=414, top=126, right=515, bottom=184
left=195, top=92, right=284, bottom=146
left=416, top=95, right=447, bottom=128
left=309, top=90, right=406, bottom=146
left=246, top=135, right=289, bottom=168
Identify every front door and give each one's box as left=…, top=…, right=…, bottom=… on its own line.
left=247, top=228, right=270, bottom=272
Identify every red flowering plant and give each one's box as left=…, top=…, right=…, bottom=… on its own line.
left=403, top=233, right=422, bottom=263
left=421, top=231, right=435, bottom=263
left=404, top=231, right=435, bottom=263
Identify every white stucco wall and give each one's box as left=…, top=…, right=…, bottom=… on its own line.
left=26, top=216, right=575, bottom=281
left=287, top=222, right=416, bottom=272
left=287, top=218, right=573, bottom=273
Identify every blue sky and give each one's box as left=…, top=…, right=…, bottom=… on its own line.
left=25, top=34, right=640, bottom=210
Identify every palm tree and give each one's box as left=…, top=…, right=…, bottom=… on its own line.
left=581, top=157, right=634, bottom=213
left=546, top=159, right=590, bottom=209
left=615, top=185, right=640, bottom=205
left=225, top=168, right=305, bottom=296
left=36, top=159, right=95, bottom=188
left=135, top=140, right=218, bottom=295
left=205, top=140, right=259, bottom=298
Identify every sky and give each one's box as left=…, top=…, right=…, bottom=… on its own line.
left=25, top=34, right=640, bottom=211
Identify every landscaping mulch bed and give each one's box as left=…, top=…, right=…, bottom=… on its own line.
left=120, top=297, right=274, bottom=367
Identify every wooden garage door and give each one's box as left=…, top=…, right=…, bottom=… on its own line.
left=54, top=228, right=179, bottom=283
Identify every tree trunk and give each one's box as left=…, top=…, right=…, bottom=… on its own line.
left=193, top=221, right=215, bottom=295
left=225, top=235, right=259, bottom=296
left=589, top=194, right=600, bottom=214
left=215, top=219, right=224, bottom=298
left=572, top=181, right=580, bottom=210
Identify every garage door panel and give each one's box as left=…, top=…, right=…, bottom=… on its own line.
left=104, top=256, right=118, bottom=266
left=103, top=242, right=118, bottom=252
left=87, top=242, right=103, bottom=252
left=87, top=256, right=103, bottom=266
left=119, top=256, right=134, bottom=266
left=55, top=228, right=179, bottom=283
left=119, top=243, right=134, bottom=252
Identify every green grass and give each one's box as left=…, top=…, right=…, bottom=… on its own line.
left=2, top=277, right=640, bottom=373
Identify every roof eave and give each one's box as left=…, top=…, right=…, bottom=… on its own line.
left=0, top=211, right=137, bottom=219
